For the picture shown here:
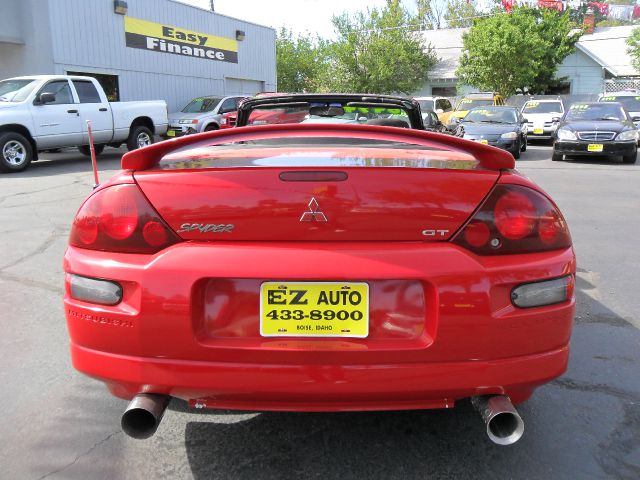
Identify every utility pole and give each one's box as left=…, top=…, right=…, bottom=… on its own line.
left=209, top=0, right=214, bottom=11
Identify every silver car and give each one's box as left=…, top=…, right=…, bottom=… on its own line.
left=166, top=95, right=245, bottom=137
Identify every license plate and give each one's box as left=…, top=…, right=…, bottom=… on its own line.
left=260, top=282, right=369, bottom=338
left=166, top=130, right=176, bottom=137
left=588, top=144, right=603, bottom=152
left=533, top=128, right=544, bottom=134
left=477, top=139, right=488, bottom=145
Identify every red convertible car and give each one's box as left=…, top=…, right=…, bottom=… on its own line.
left=64, top=95, right=575, bottom=445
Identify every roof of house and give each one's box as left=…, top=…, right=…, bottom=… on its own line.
left=422, top=25, right=638, bottom=80
left=574, top=26, right=638, bottom=77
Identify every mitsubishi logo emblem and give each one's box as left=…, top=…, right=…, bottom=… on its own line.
left=300, top=197, right=327, bottom=222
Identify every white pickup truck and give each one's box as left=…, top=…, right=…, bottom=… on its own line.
left=0, top=75, right=168, bottom=172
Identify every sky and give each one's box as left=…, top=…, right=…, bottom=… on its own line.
left=176, top=0, right=401, bottom=38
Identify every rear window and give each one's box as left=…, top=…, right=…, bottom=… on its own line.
left=72, top=81, right=102, bottom=103
left=155, top=135, right=479, bottom=171
left=247, top=104, right=411, bottom=128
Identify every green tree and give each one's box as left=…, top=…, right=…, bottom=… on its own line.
left=627, top=27, right=640, bottom=72
left=444, top=0, right=480, bottom=28
left=276, top=28, right=328, bottom=93
left=456, top=7, right=580, bottom=96
left=326, top=0, right=437, bottom=94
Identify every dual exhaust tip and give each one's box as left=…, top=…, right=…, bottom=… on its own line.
left=120, top=393, right=524, bottom=445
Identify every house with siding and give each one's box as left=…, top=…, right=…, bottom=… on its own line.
left=415, top=25, right=639, bottom=97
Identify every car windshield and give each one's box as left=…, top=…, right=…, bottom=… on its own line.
left=457, top=98, right=493, bottom=110
left=463, top=108, right=517, bottom=124
left=566, top=103, right=626, bottom=122
left=182, top=97, right=223, bottom=113
left=0, top=79, right=38, bottom=102
left=523, top=101, right=563, bottom=114
left=247, top=104, right=411, bottom=127
left=599, top=95, right=640, bottom=112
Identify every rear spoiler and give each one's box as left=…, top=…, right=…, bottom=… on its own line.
left=121, top=123, right=515, bottom=171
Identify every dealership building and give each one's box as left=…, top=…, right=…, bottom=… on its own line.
left=0, top=0, right=277, bottom=111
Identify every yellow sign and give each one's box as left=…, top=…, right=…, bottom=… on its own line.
left=260, top=282, right=369, bottom=338
left=124, top=17, right=238, bottom=63
left=587, top=144, right=603, bottom=152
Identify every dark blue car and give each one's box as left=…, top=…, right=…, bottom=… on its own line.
left=455, top=106, right=528, bottom=159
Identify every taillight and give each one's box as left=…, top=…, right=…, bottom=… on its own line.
left=70, top=184, right=180, bottom=253
left=452, top=184, right=571, bottom=255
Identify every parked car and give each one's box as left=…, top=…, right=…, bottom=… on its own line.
left=446, top=92, right=506, bottom=130
left=166, top=95, right=245, bottom=137
left=598, top=91, right=640, bottom=128
left=552, top=102, right=638, bottom=164
left=0, top=75, right=168, bottom=172
left=414, top=96, right=454, bottom=123
left=455, top=106, right=528, bottom=158
left=64, top=114, right=574, bottom=445
left=521, top=98, right=564, bottom=142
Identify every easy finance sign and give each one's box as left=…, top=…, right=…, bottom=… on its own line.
left=124, top=17, right=238, bottom=63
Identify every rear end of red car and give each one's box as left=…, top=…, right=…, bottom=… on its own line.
left=63, top=124, right=575, bottom=443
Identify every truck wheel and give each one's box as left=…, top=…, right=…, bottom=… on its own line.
left=0, top=132, right=33, bottom=173
left=622, top=151, right=637, bottom=164
left=78, top=145, right=105, bottom=156
left=127, top=126, right=154, bottom=151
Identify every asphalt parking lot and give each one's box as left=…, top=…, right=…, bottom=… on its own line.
left=1, top=143, right=639, bottom=480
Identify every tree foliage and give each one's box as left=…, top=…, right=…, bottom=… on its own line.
left=444, top=0, right=480, bottom=28
left=325, top=0, right=438, bottom=94
left=456, top=7, right=580, bottom=96
left=276, top=28, right=328, bottom=93
left=627, top=27, right=640, bottom=73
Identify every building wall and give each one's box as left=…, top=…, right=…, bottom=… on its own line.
left=0, top=0, right=55, bottom=79
left=556, top=49, right=605, bottom=95
left=1, top=0, right=276, bottom=112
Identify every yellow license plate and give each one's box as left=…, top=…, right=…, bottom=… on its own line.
left=166, top=130, right=176, bottom=137
left=588, top=144, right=603, bottom=152
left=477, top=139, right=489, bottom=144
left=533, top=128, right=544, bottom=134
left=260, top=282, right=369, bottom=338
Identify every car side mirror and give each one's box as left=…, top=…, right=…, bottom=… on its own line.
left=36, top=92, right=56, bottom=105
left=522, top=118, right=529, bottom=123
left=552, top=117, right=561, bottom=123
left=632, top=116, right=640, bottom=122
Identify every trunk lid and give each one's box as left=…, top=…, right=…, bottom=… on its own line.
left=134, top=146, right=500, bottom=242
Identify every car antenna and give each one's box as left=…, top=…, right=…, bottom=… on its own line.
left=86, top=120, right=100, bottom=188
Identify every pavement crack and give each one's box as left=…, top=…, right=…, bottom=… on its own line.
left=35, top=430, right=122, bottom=480
left=0, top=228, right=64, bottom=271
left=0, top=272, right=63, bottom=294
left=552, top=377, right=639, bottom=402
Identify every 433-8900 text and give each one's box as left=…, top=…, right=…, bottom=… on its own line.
left=264, top=309, right=363, bottom=321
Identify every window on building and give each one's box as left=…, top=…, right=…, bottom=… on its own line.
left=72, top=81, right=102, bottom=103
left=545, top=82, right=571, bottom=95
left=67, top=72, right=120, bottom=101
left=39, top=81, right=73, bottom=104
left=432, top=86, right=457, bottom=97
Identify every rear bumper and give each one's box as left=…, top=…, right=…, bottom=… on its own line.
left=64, top=242, right=576, bottom=410
left=71, top=342, right=569, bottom=410
left=554, top=140, right=636, bottom=156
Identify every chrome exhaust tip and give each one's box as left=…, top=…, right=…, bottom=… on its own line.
left=121, top=393, right=170, bottom=439
left=471, top=395, right=525, bottom=445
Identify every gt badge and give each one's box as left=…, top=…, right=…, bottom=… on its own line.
left=300, top=197, right=327, bottom=222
